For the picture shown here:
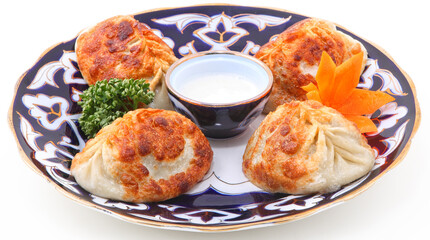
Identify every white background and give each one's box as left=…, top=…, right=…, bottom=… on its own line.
left=2, top=0, right=428, bottom=239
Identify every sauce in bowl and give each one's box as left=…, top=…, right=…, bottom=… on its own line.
left=165, top=51, right=273, bottom=138
left=176, top=72, right=261, bottom=104
left=167, top=52, right=271, bottom=106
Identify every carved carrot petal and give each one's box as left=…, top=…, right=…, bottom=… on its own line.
left=337, top=88, right=395, bottom=115
left=331, top=51, right=364, bottom=108
left=315, top=51, right=336, bottom=105
left=344, top=114, right=378, bottom=133
left=302, top=82, right=318, bottom=92
left=306, top=90, right=322, bottom=103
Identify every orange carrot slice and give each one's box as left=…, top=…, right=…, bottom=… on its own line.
left=316, top=51, right=336, bottom=105
left=309, top=50, right=393, bottom=135
left=337, top=89, right=395, bottom=115
left=331, top=51, right=364, bottom=108
left=306, top=90, right=322, bottom=103
left=345, top=115, right=378, bottom=133
left=302, top=82, right=318, bottom=92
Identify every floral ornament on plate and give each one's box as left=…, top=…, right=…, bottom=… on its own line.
left=27, top=51, right=86, bottom=90
left=153, top=12, right=290, bottom=55
left=10, top=5, right=419, bottom=231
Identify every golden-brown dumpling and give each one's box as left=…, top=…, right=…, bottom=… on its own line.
left=255, top=18, right=368, bottom=113
left=75, top=15, right=177, bottom=85
left=75, top=15, right=177, bottom=110
left=243, top=100, right=374, bottom=194
left=71, top=109, right=213, bottom=202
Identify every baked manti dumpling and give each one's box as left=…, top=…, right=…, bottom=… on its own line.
left=255, top=18, right=368, bottom=113
left=243, top=100, right=374, bottom=194
left=71, top=109, right=213, bottom=202
left=75, top=15, right=178, bottom=109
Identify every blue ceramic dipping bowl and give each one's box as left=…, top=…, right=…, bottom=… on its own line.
left=165, top=51, right=273, bottom=138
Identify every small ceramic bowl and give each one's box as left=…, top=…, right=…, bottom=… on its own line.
left=165, top=51, right=273, bottom=138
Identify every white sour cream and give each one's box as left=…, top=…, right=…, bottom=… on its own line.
left=167, top=53, right=271, bottom=105
left=176, top=72, right=261, bottom=104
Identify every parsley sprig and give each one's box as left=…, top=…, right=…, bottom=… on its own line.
left=78, top=78, right=154, bottom=138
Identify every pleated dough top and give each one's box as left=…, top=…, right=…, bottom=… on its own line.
left=243, top=100, right=374, bottom=194
left=71, top=109, right=213, bottom=202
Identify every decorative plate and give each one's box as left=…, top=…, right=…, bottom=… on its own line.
left=8, top=4, right=420, bottom=232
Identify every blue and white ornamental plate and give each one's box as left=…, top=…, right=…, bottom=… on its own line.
left=8, top=5, right=421, bottom=232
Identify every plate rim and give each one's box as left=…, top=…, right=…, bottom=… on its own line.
left=8, top=3, right=422, bottom=232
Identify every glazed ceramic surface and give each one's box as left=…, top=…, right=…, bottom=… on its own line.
left=166, top=51, right=272, bottom=138
left=9, top=5, right=420, bottom=232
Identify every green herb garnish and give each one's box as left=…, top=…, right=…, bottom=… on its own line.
left=78, top=78, right=154, bottom=138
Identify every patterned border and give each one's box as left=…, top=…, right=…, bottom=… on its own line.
left=8, top=4, right=421, bottom=232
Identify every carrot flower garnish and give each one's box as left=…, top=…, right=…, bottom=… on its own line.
left=303, top=51, right=395, bottom=133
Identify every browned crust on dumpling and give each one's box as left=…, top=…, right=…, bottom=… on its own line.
left=75, top=15, right=177, bottom=85
left=243, top=101, right=315, bottom=192
left=255, top=18, right=367, bottom=113
left=72, top=109, right=213, bottom=202
left=243, top=100, right=373, bottom=194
